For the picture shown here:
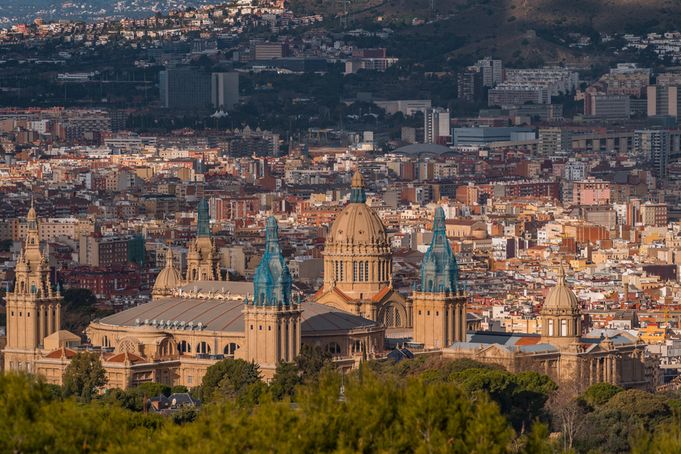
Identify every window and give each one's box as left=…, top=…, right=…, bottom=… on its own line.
left=353, top=261, right=358, bottom=281
left=187, top=376, right=192, bottom=385
left=178, top=341, right=191, bottom=354
left=548, top=319, right=554, bottom=336
left=224, top=343, right=239, bottom=355
left=325, top=342, right=341, bottom=355
left=197, top=342, right=210, bottom=354
left=560, top=319, right=568, bottom=336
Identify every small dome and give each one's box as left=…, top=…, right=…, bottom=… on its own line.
left=543, top=265, right=579, bottom=312
left=153, top=249, right=182, bottom=296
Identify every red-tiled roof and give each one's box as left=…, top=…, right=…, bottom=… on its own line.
left=371, top=286, right=392, bottom=303
left=45, top=347, right=77, bottom=359
left=105, top=351, right=145, bottom=364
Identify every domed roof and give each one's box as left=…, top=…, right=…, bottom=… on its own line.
left=327, top=170, right=388, bottom=247
left=153, top=249, right=182, bottom=296
left=543, top=265, right=579, bottom=313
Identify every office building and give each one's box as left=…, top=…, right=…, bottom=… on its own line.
left=159, top=68, right=211, bottom=110
left=211, top=72, right=239, bottom=110
left=647, top=85, right=681, bottom=117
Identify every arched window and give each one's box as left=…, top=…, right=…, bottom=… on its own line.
left=325, top=342, right=341, bottom=355
left=339, top=261, right=344, bottom=281
left=548, top=319, right=555, bottom=336
left=357, top=261, right=362, bottom=281
left=178, top=340, right=191, bottom=354
left=223, top=343, right=239, bottom=355
left=560, top=319, right=568, bottom=336
left=197, top=341, right=210, bottom=355
left=364, top=261, right=369, bottom=281
left=381, top=303, right=403, bottom=328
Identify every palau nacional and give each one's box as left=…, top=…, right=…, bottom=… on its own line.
left=1, top=171, right=660, bottom=390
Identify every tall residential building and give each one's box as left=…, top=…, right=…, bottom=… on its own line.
left=424, top=108, right=451, bottom=145
left=457, top=68, right=483, bottom=102
left=634, top=129, right=670, bottom=178
left=475, top=57, right=503, bottom=87
left=538, top=128, right=572, bottom=156
left=159, top=68, right=211, bottom=110
left=646, top=85, right=681, bottom=117
left=211, top=72, right=239, bottom=110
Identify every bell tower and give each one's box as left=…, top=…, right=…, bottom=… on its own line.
left=186, top=198, right=220, bottom=282
left=412, top=207, right=467, bottom=349
left=242, top=217, right=301, bottom=379
left=4, top=202, right=62, bottom=371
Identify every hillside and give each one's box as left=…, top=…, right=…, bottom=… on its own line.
left=291, top=0, right=681, bottom=65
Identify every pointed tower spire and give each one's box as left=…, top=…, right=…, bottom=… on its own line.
left=349, top=169, right=366, bottom=203
left=420, top=207, right=459, bottom=293
left=557, top=262, right=566, bottom=286
left=253, top=216, right=292, bottom=306
left=197, top=198, right=210, bottom=237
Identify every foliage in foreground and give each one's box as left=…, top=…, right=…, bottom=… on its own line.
left=0, top=369, right=549, bottom=453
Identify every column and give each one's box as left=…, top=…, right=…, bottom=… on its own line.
left=288, top=318, right=295, bottom=360
left=454, top=304, right=461, bottom=342
left=39, top=306, right=45, bottom=346
left=47, top=304, right=54, bottom=335
left=55, top=303, right=61, bottom=332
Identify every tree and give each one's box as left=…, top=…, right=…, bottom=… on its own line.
left=270, top=362, right=302, bottom=400
left=62, top=352, right=107, bottom=402
left=581, top=382, right=623, bottom=408
left=295, top=344, right=332, bottom=381
left=198, top=359, right=261, bottom=403
left=548, top=381, right=586, bottom=452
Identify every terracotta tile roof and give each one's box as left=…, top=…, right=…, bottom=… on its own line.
left=371, top=286, right=392, bottom=302
left=45, top=347, right=77, bottom=359
left=105, top=351, right=145, bottom=364
left=514, top=336, right=541, bottom=346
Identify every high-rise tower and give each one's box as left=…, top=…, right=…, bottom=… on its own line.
left=412, top=207, right=467, bottom=348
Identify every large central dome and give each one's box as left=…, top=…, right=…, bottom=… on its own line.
left=327, top=171, right=388, bottom=249
left=322, top=170, right=392, bottom=300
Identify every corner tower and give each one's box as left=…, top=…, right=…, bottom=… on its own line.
left=412, top=207, right=467, bottom=348
left=242, top=217, right=301, bottom=379
left=4, top=203, right=62, bottom=372
left=186, top=198, right=220, bottom=282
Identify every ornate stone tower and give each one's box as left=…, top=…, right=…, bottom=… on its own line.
left=540, top=264, right=582, bottom=347
left=186, top=198, right=220, bottom=282
left=4, top=203, right=62, bottom=372
left=242, top=217, right=301, bottom=378
left=316, top=170, right=408, bottom=327
left=412, top=207, right=467, bottom=349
